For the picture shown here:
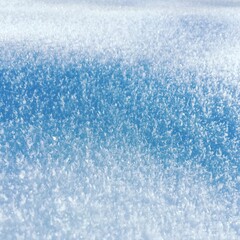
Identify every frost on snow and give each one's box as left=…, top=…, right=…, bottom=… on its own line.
left=0, top=0, right=240, bottom=239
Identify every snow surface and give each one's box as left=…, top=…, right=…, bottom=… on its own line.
left=0, top=0, right=240, bottom=239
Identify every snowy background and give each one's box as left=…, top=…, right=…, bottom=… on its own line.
left=0, top=0, right=240, bottom=239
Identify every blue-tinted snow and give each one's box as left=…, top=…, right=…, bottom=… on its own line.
left=0, top=1, right=240, bottom=239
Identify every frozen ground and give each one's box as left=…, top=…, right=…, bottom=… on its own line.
left=0, top=0, right=240, bottom=239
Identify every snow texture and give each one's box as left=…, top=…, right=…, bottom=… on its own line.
left=0, top=0, right=240, bottom=239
